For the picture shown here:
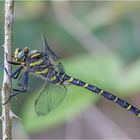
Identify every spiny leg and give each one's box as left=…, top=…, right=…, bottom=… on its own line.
left=5, top=52, right=21, bottom=65
left=3, top=88, right=27, bottom=105
left=13, top=68, right=22, bottom=79
left=6, top=61, right=21, bottom=65
left=4, top=65, right=23, bottom=79
left=3, top=72, right=28, bottom=105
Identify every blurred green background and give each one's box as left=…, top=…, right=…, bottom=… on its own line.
left=0, top=1, right=140, bottom=139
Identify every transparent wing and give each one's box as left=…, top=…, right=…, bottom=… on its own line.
left=48, top=83, right=67, bottom=110
left=34, top=82, right=67, bottom=116
left=42, top=34, right=59, bottom=60
left=34, top=82, right=50, bottom=116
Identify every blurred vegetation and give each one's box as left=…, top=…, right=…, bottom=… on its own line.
left=0, top=1, right=140, bottom=136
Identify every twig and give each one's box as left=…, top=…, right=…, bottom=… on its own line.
left=1, top=0, right=14, bottom=139
left=52, top=1, right=112, bottom=54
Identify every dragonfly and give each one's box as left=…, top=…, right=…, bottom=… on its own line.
left=4, top=35, right=140, bottom=118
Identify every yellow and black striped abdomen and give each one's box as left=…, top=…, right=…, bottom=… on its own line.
left=62, top=74, right=140, bottom=118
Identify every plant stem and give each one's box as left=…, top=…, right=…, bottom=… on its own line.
left=1, top=0, right=14, bottom=139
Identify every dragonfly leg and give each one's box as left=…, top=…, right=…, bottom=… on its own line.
left=4, top=66, right=23, bottom=79
left=5, top=53, right=21, bottom=65
left=3, top=71, right=28, bottom=105
left=18, top=71, right=28, bottom=92
left=3, top=88, right=27, bottom=105
left=13, top=68, right=22, bottom=79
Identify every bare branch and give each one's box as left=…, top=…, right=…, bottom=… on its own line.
left=1, top=0, right=14, bottom=139
left=9, top=110, right=21, bottom=120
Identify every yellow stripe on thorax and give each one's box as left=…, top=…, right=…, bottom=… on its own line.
left=30, top=53, right=41, bottom=58
left=30, top=59, right=44, bottom=67
left=35, top=68, right=48, bottom=74
left=51, top=76, right=56, bottom=81
left=127, top=105, right=131, bottom=110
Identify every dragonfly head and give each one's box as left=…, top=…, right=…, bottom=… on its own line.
left=14, top=47, right=29, bottom=62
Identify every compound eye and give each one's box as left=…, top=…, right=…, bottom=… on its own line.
left=15, top=48, right=22, bottom=58
left=18, top=50, right=24, bottom=59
